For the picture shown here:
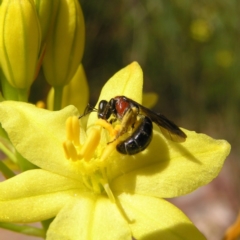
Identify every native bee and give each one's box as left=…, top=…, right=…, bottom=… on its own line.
left=81, top=96, right=186, bottom=155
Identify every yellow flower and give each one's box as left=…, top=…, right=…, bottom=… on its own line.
left=0, top=62, right=230, bottom=239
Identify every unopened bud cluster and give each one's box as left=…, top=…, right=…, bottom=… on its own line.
left=0, top=0, right=85, bottom=101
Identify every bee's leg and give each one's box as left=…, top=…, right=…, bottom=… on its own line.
left=109, top=118, right=117, bottom=124
left=107, top=107, right=138, bottom=144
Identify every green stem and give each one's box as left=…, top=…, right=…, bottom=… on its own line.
left=0, top=125, right=36, bottom=171
left=17, top=88, right=29, bottom=102
left=0, top=222, right=45, bottom=238
left=0, top=140, right=18, bottom=164
left=53, top=86, right=63, bottom=111
left=0, top=77, right=19, bottom=101
left=0, top=160, right=15, bottom=179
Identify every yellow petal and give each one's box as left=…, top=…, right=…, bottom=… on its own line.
left=88, top=62, right=143, bottom=127
left=47, top=195, right=131, bottom=240
left=0, top=101, right=83, bottom=180
left=111, top=128, right=230, bottom=198
left=0, top=169, right=82, bottom=223
left=118, top=193, right=206, bottom=240
left=0, top=169, right=83, bottom=200
left=99, top=62, right=143, bottom=103
left=0, top=191, right=76, bottom=223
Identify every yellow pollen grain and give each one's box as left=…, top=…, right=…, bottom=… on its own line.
left=79, top=127, right=101, bottom=161
left=63, top=140, right=78, bottom=161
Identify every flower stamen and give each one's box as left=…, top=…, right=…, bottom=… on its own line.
left=63, top=140, right=78, bottom=161
left=95, top=119, right=116, bottom=137
left=79, top=127, right=101, bottom=161
left=66, top=116, right=80, bottom=146
left=63, top=116, right=121, bottom=198
left=102, top=181, right=115, bottom=202
left=93, top=119, right=122, bottom=166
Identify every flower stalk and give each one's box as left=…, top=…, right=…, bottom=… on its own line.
left=0, top=74, right=19, bottom=101
left=53, top=86, right=64, bottom=111
left=0, top=161, right=15, bottom=179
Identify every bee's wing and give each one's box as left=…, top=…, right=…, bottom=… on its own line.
left=153, top=113, right=186, bottom=142
left=139, top=106, right=187, bottom=142
left=123, top=96, right=187, bottom=142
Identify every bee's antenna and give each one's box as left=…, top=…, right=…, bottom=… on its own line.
left=79, top=103, right=98, bottom=119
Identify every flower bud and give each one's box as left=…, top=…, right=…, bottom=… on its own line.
left=42, top=0, right=85, bottom=87
left=0, top=0, right=41, bottom=89
left=33, top=0, right=60, bottom=48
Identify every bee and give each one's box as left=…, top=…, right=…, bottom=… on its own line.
left=81, top=96, right=186, bottom=155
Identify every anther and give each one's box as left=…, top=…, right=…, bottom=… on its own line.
left=66, top=116, right=80, bottom=146
left=66, top=117, right=73, bottom=141
left=63, top=140, right=78, bottom=161
left=72, top=116, right=80, bottom=146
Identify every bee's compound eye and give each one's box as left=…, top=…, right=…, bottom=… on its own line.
left=98, top=100, right=108, bottom=119
left=109, top=98, right=117, bottom=115
left=98, top=100, right=111, bottom=119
